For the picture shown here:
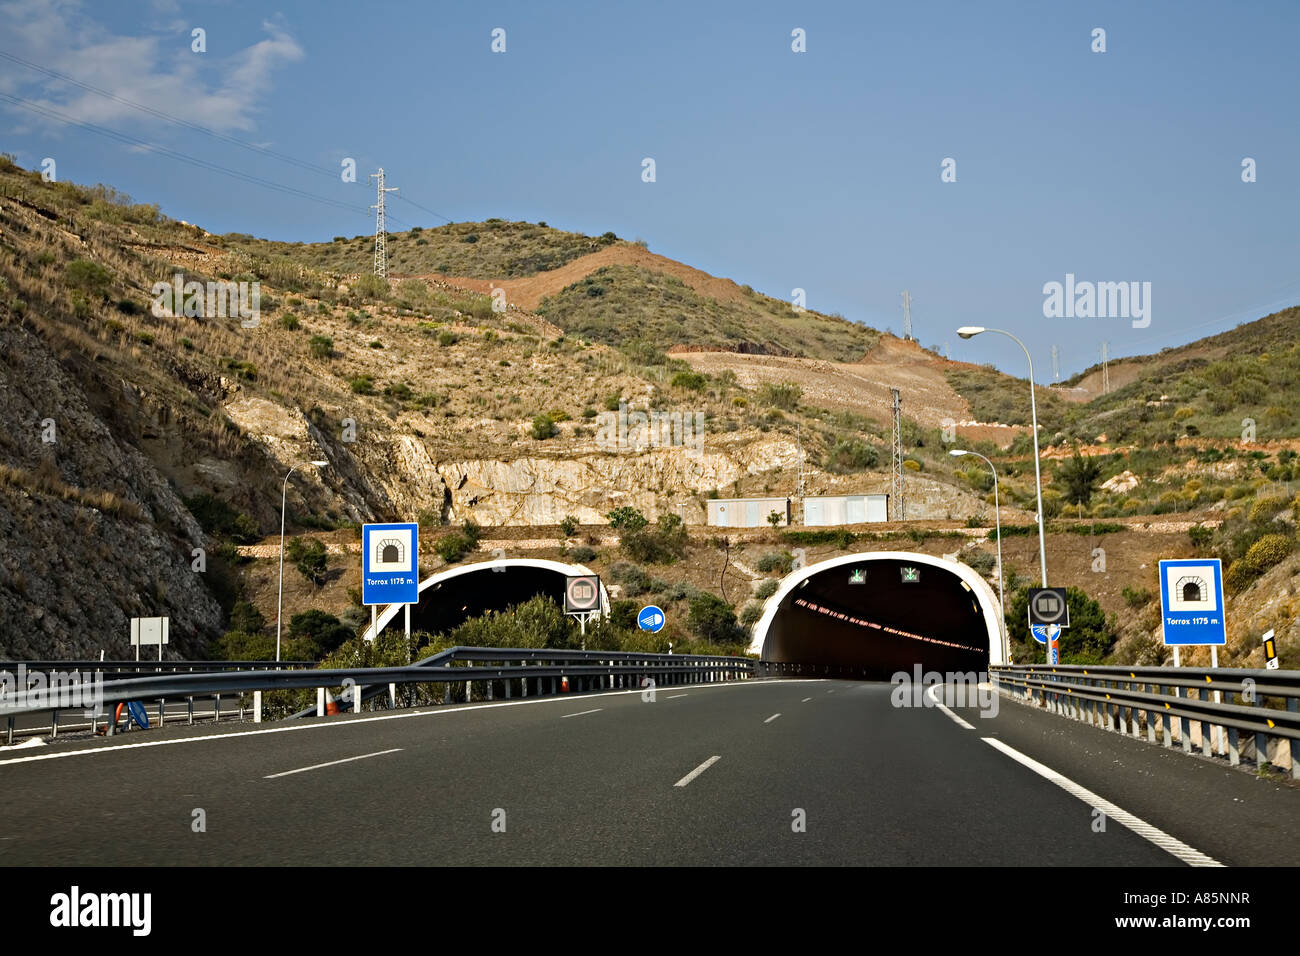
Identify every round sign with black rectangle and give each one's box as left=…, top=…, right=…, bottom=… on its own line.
left=564, top=574, right=602, bottom=612
left=1027, top=587, right=1070, bottom=627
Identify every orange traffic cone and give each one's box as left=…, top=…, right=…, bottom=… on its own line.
left=325, top=691, right=339, bottom=715
left=560, top=676, right=569, bottom=692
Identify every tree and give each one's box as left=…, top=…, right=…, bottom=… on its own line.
left=1005, top=585, right=1115, bottom=664
left=606, top=507, right=649, bottom=533
left=286, top=537, right=328, bottom=585
left=766, top=511, right=784, bottom=528
left=619, top=513, right=689, bottom=563
left=688, top=593, right=743, bottom=644
left=287, top=610, right=353, bottom=658
left=1057, top=448, right=1103, bottom=513
left=229, top=601, right=265, bottom=634
left=559, top=515, right=579, bottom=538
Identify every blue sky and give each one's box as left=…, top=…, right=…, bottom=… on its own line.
left=2, top=0, right=1298, bottom=377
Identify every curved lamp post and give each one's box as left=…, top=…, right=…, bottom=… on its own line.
left=955, top=327, right=1048, bottom=588
left=951, top=448, right=1007, bottom=663
left=277, top=460, right=329, bottom=662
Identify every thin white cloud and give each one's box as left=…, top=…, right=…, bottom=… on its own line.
left=0, top=0, right=303, bottom=134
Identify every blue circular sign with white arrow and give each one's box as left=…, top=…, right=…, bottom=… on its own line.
left=637, top=605, right=665, bottom=632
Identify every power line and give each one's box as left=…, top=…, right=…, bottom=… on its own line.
left=0, top=49, right=452, bottom=224
left=0, top=90, right=391, bottom=223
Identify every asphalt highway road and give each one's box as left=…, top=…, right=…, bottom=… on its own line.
left=1, top=678, right=1296, bottom=866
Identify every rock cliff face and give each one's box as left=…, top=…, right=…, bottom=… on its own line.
left=0, top=321, right=223, bottom=658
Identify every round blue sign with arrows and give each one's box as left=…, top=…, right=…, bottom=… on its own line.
left=638, top=605, right=665, bottom=632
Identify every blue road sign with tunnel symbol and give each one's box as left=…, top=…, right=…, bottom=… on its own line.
left=362, top=523, right=419, bottom=606
left=1158, top=558, right=1225, bottom=646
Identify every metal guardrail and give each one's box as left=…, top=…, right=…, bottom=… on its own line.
left=993, top=664, right=1300, bottom=779
left=1, top=648, right=755, bottom=742
left=0, top=660, right=314, bottom=672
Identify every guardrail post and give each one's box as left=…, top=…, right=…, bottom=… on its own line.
left=6, top=715, right=13, bottom=745
left=317, top=687, right=325, bottom=717
left=187, top=697, right=194, bottom=725
left=254, top=690, right=262, bottom=724
left=389, top=683, right=397, bottom=709
left=1289, top=698, right=1299, bottom=779
left=465, top=679, right=472, bottom=703
left=1146, top=684, right=1157, bottom=743
left=1227, top=725, right=1240, bottom=766
left=214, top=693, right=222, bottom=723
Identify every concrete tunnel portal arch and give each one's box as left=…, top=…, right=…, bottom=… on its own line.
left=363, top=558, right=610, bottom=641
left=748, top=552, right=1006, bottom=678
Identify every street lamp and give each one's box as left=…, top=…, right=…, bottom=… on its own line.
left=277, top=459, right=329, bottom=662
left=951, top=449, right=1007, bottom=663
left=955, top=327, right=1048, bottom=588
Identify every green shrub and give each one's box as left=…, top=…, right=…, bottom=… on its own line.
left=215, top=631, right=274, bottom=660
left=559, top=515, right=579, bottom=538
left=606, top=507, right=648, bottom=533
left=739, top=602, right=764, bottom=627
left=756, top=551, right=794, bottom=574
left=278, top=313, right=300, bottom=330
left=530, top=413, right=557, bottom=440
left=756, top=381, right=802, bottom=410
left=688, top=593, right=743, bottom=643
left=308, top=334, right=333, bottom=358
left=823, top=438, right=879, bottom=473
left=1121, top=586, right=1153, bottom=608
left=384, top=382, right=413, bottom=401
left=1243, top=534, right=1292, bottom=575
left=960, top=550, right=996, bottom=575
left=569, top=545, right=597, bottom=562
left=65, top=259, right=113, bottom=297
left=754, top=579, right=779, bottom=600
left=619, top=513, right=689, bottom=563
left=285, top=537, right=328, bottom=585
left=351, top=274, right=389, bottom=300
left=349, top=376, right=376, bottom=395
left=670, top=371, right=707, bottom=390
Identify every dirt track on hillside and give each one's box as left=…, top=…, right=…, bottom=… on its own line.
left=405, top=244, right=752, bottom=312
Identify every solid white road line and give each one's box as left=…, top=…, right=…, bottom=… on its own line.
left=264, top=748, right=403, bottom=780
left=666, top=694, right=688, bottom=699
left=560, top=708, right=602, bottom=719
left=674, top=755, right=721, bottom=788
left=981, top=737, right=1223, bottom=867
left=764, top=713, right=781, bottom=723
left=801, top=697, right=812, bottom=703
left=0, top=679, right=815, bottom=768
left=925, top=684, right=976, bottom=730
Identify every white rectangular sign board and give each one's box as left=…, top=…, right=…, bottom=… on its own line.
left=130, top=617, right=169, bottom=646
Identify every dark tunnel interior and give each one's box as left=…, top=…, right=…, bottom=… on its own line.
left=761, top=558, right=991, bottom=679
left=378, top=565, right=569, bottom=638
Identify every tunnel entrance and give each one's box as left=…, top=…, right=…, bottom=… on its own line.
left=750, top=552, right=1003, bottom=679
left=365, top=559, right=608, bottom=640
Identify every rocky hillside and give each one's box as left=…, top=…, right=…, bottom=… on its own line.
left=3, top=154, right=1298, bottom=662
